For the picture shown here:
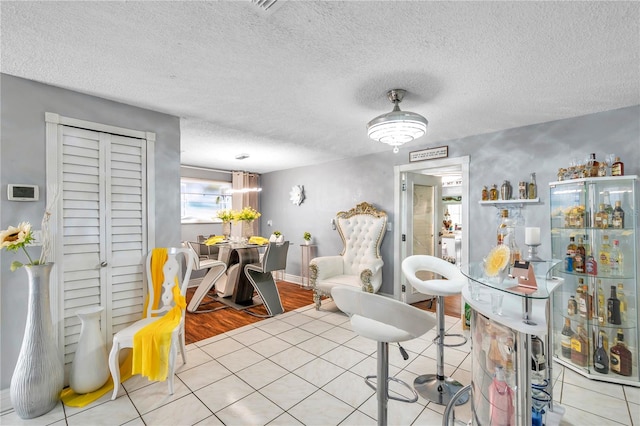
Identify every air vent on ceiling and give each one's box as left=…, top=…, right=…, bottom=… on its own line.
left=251, top=0, right=280, bottom=12
left=235, top=153, right=250, bottom=160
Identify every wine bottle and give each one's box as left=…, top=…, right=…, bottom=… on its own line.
left=610, top=239, right=624, bottom=277
left=593, top=331, right=609, bottom=374
left=617, top=283, right=627, bottom=323
left=607, top=285, right=622, bottom=325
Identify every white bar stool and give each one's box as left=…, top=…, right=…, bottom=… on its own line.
left=402, top=255, right=469, bottom=407
left=331, top=287, right=437, bottom=426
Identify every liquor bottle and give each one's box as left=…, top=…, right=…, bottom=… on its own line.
left=617, top=283, right=627, bottom=323
left=560, top=318, right=574, bottom=358
left=612, top=201, right=625, bottom=229
left=587, top=153, right=600, bottom=177
left=607, top=285, right=622, bottom=325
left=489, top=184, right=498, bottom=200
left=610, top=329, right=632, bottom=376
left=567, top=295, right=578, bottom=316
left=595, top=203, right=608, bottom=229
left=593, top=331, right=609, bottom=374
left=610, top=239, right=624, bottom=277
left=596, top=280, right=606, bottom=325
left=565, top=252, right=574, bottom=273
left=574, top=237, right=585, bottom=273
left=603, top=191, right=614, bottom=224
left=566, top=236, right=577, bottom=258
left=599, top=235, right=611, bottom=274
left=585, top=254, right=598, bottom=276
left=611, top=157, right=624, bottom=176
left=583, top=284, right=592, bottom=318
left=571, top=323, right=588, bottom=367
left=597, top=162, right=607, bottom=177
left=578, top=280, right=588, bottom=318
left=497, top=209, right=509, bottom=245
left=482, top=185, right=489, bottom=201
left=528, top=173, right=537, bottom=199
left=582, top=234, right=591, bottom=257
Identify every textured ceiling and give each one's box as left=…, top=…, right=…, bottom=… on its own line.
left=2, top=1, right=639, bottom=173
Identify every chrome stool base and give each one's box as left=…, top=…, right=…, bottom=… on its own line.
left=365, top=375, right=419, bottom=403
left=414, top=374, right=469, bottom=406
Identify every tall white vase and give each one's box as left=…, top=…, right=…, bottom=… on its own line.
left=69, top=306, right=109, bottom=394
left=10, top=263, right=64, bottom=419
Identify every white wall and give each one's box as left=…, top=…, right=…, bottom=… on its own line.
left=0, top=74, right=182, bottom=389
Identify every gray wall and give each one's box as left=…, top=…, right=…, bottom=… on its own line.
left=0, top=74, right=182, bottom=389
left=260, top=105, right=640, bottom=292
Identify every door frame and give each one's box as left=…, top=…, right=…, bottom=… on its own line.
left=393, top=155, right=470, bottom=300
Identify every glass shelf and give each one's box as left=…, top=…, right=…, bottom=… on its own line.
left=479, top=198, right=540, bottom=207
left=462, top=260, right=563, bottom=300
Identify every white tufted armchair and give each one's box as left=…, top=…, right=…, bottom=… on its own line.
left=309, top=202, right=387, bottom=310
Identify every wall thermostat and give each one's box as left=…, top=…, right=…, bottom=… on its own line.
left=8, top=184, right=39, bottom=201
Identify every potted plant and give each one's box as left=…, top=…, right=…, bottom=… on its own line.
left=270, top=230, right=284, bottom=243
left=216, top=209, right=235, bottom=239
left=234, top=207, right=261, bottom=240
left=303, top=231, right=312, bottom=245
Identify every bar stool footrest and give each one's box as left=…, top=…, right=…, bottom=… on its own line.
left=433, top=332, right=468, bottom=348
left=365, top=375, right=419, bottom=403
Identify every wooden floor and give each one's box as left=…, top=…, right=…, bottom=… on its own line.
left=184, top=281, right=462, bottom=344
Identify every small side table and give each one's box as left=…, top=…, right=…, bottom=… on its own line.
left=300, top=244, right=317, bottom=288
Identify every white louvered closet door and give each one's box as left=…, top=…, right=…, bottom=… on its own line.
left=49, top=123, right=151, bottom=371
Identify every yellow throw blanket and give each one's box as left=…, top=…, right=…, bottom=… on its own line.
left=204, top=235, right=226, bottom=245
left=248, top=236, right=269, bottom=245
left=132, top=248, right=186, bottom=381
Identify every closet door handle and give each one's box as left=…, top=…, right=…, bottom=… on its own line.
left=101, top=262, right=108, bottom=267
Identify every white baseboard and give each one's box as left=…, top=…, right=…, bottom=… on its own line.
left=1, top=387, right=13, bottom=416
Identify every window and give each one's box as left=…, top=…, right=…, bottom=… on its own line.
left=181, top=177, right=232, bottom=223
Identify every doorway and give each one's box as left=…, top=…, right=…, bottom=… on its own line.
left=393, top=156, right=470, bottom=301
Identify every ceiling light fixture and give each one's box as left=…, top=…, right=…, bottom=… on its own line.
left=367, top=89, right=428, bottom=153
left=235, top=153, right=250, bottom=160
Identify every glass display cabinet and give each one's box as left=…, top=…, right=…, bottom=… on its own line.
left=461, top=261, right=565, bottom=426
left=549, top=176, right=638, bottom=386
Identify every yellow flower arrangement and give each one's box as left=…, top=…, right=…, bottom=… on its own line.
left=234, top=207, right=261, bottom=222
left=1, top=222, right=38, bottom=271
left=484, top=245, right=511, bottom=277
left=216, top=209, right=235, bottom=223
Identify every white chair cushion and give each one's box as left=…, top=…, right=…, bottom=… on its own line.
left=315, top=275, right=362, bottom=292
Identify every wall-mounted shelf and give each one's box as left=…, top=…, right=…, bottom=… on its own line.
left=479, top=198, right=540, bottom=207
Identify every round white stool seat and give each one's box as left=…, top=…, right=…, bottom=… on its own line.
left=402, top=255, right=466, bottom=296
left=401, top=255, right=470, bottom=407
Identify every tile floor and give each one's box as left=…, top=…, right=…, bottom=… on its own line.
left=2, top=301, right=639, bottom=425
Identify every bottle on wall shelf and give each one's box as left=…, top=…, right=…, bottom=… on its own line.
left=560, top=318, right=574, bottom=358
left=607, top=285, right=622, bottom=325
left=489, top=184, right=498, bottom=201
left=518, top=181, right=527, bottom=199
left=610, top=329, right=632, bottom=376
left=482, top=185, right=489, bottom=201
left=593, top=331, right=609, bottom=374
left=528, top=173, right=537, bottom=199
left=612, top=201, right=625, bottom=229
left=611, top=157, right=624, bottom=176
left=610, top=240, right=624, bottom=277
left=599, top=235, right=611, bottom=274
left=597, top=162, right=607, bottom=177
left=500, top=180, right=512, bottom=200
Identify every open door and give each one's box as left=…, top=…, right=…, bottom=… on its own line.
left=400, top=172, right=442, bottom=304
